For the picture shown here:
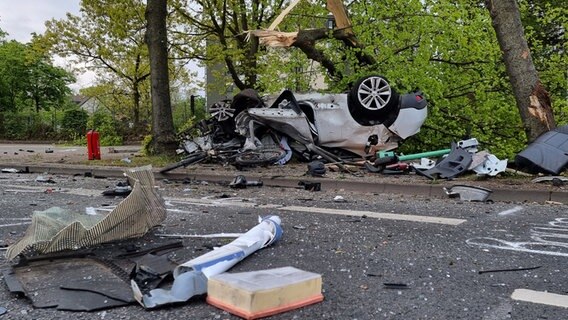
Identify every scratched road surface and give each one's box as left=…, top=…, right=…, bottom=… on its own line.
left=0, top=171, right=567, bottom=320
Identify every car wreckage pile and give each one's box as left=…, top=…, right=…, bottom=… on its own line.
left=163, top=75, right=568, bottom=181
left=161, top=75, right=429, bottom=174
left=161, top=75, right=521, bottom=181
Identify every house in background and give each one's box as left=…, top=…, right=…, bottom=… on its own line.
left=72, top=95, right=99, bottom=114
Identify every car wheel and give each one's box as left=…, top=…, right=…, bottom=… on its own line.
left=209, top=100, right=235, bottom=122
left=348, top=75, right=399, bottom=126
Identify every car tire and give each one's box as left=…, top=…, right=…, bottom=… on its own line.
left=347, top=75, right=399, bottom=126
left=235, top=148, right=287, bottom=166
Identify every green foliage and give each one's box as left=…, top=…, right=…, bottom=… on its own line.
left=0, top=41, right=28, bottom=113
left=0, top=110, right=58, bottom=140
left=61, top=109, right=89, bottom=137
left=87, top=110, right=123, bottom=146
left=172, top=0, right=291, bottom=91
left=0, top=37, right=74, bottom=140
left=141, top=134, right=154, bottom=156
left=40, top=0, right=195, bottom=139
left=41, top=0, right=151, bottom=131
left=172, top=95, right=207, bottom=131
left=312, top=0, right=563, bottom=159
left=1, top=112, right=28, bottom=139
left=0, top=39, right=74, bottom=115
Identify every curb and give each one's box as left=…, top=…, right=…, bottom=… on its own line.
left=1, top=163, right=566, bottom=204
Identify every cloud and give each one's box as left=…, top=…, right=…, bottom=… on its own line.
left=0, top=1, right=80, bottom=42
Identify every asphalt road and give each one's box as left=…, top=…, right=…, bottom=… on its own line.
left=0, top=171, right=567, bottom=320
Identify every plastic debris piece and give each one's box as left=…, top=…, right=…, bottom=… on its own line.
left=35, top=175, right=55, bottom=183
left=102, top=185, right=132, bottom=197
left=415, top=142, right=473, bottom=180
left=307, top=161, right=326, bottom=176
left=229, top=175, right=263, bottom=188
left=131, top=215, right=283, bottom=309
left=364, top=161, right=382, bottom=173
left=410, top=158, right=436, bottom=170
left=444, top=185, right=492, bottom=202
left=298, top=181, right=321, bottom=191
left=333, top=195, right=346, bottom=202
left=456, top=138, right=479, bottom=152
left=4, top=257, right=135, bottom=311
left=277, top=136, right=293, bottom=165
left=1, top=168, right=20, bottom=173
left=6, top=166, right=166, bottom=260
left=383, top=283, right=410, bottom=289
left=515, top=125, right=568, bottom=174
left=472, top=153, right=508, bottom=176
left=532, top=176, right=568, bottom=184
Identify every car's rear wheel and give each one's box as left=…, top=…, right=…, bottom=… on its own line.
left=235, top=148, right=287, bottom=166
left=348, top=75, right=399, bottom=126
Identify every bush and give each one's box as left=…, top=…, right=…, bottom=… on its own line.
left=87, top=110, right=123, bottom=146
left=1, top=112, right=28, bottom=139
left=61, top=109, right=89, bottom=138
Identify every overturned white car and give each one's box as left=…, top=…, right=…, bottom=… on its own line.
left=227, top=75, right=427, bottom=158
left=161, top=75, right=427, bottom=173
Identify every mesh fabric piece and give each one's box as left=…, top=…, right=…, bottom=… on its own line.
left=6, top=166, right=166, bottom=260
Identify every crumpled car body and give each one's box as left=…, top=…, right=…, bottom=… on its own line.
left=235, top=75, right=427, bottom=158
left=179, top=74, right=428, bottom=169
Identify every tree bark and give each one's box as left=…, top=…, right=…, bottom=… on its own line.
left=145, top=0, right=177, bottom=156
left=486, top=0, right=555, bottom=142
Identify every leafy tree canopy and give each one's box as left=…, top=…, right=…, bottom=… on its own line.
left=39, top=0, right=195, bottom=134
left=0, top=39, right=74, bottom=114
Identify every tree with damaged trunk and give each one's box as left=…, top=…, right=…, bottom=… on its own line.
left=145, top=0, right=178, bottom=156
left=244, top=0, right=566, bottom=158
left=486, top=0, right=556, bottom=141
left=170, top=0, right=306, bottom=92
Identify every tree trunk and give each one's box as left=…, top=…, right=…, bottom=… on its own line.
left=145, top=0, right=177, bottom=156
left=132, top=82, right=140, bottom=128
left=486, top=0, right=555, bottom=142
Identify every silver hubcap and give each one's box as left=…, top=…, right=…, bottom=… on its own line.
left=357, top=77, right=391, bottom=111
left=210, top=100, right=235, bottom=121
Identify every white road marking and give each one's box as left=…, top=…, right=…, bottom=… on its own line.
left=467, top=218, right=568, bottom=257
left=156, top=233, right=242, bottom=239
left=0, top=185, right=465, bottom=226
left=511, top=289, right=568, bottom=308
left=0, top=222, right=31, bottom=228
left=165, top=197, right=281, bottom=209
left=3, top=184, right=101, bottom=196
left=280, top=206, right=466, bottom=225
left=498, top=206, right=523, bottom=216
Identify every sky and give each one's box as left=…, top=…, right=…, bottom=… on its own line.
left=0, top=1, right=94, bottom=91
left=0, top=1, right=204, bottom=93
left=0, top=1, right=81, bottom=43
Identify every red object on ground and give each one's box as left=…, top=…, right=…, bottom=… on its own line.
left=86, top=130, right=101, bottom=160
